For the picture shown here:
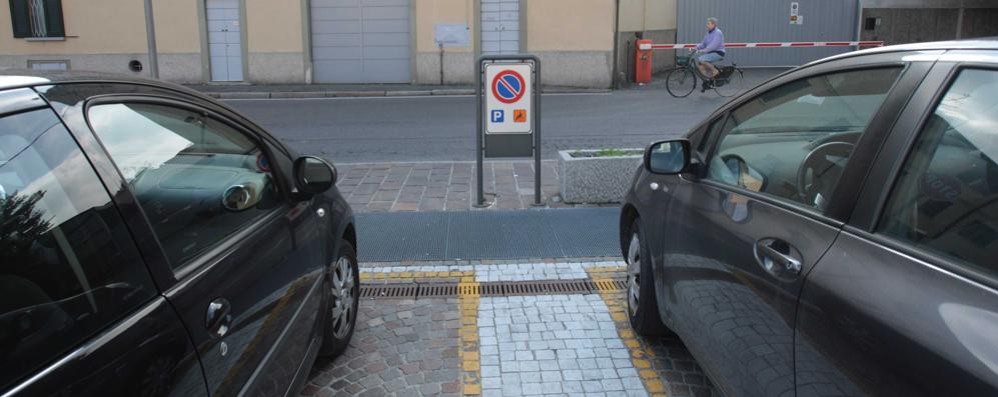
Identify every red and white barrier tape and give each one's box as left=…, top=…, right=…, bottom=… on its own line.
left=641, top=41, right=884, bottom=50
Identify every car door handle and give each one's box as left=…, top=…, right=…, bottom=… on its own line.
left=205, top=298, right=232, bottom=339
left=755, top=238, right=802, bottom=280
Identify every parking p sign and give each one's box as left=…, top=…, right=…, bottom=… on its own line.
left=485, top=63, right=533, bottom=134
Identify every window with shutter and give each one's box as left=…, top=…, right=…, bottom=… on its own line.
left=8, top=0, right=64, bottom=38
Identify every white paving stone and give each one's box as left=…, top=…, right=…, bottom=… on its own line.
left=479, top=294, right=646, bottom=397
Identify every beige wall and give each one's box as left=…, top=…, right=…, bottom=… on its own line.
left=415, top=0, right=475, bottom=53
left=0, top=0, right=148, bottom=54
left=619, top=0, right=677, bottom=32
left=526, top=0, right=614, bottom=51
left=155, top=0, right=201, bottom=53
left=245, top=0, right=303, bottom=53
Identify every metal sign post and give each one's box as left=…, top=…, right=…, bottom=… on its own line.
left=475, top=55, right=541, bottom=208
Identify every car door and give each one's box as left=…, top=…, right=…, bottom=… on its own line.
left=83, top=96, right=326, bottom=396
left=0, top=89, right=206, bottom=396
left=659, top=58, right=923, bottom=396
left=796, top=55, right=998, bottom=396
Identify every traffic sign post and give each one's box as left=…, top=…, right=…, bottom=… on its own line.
left=476, top=55, right=541, bottom=207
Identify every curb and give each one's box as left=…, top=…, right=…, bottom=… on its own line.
left=203, top=87, right=607, bottom=99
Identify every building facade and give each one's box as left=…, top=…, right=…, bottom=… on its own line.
left=3, top=0, right=673, bottom=88
left=859, top=0, right=998, bottom=46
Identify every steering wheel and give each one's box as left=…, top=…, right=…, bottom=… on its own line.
left=796, top=142, right=854, bottom=208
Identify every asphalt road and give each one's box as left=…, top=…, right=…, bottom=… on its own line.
left=225, top=69, right=783, bottom=163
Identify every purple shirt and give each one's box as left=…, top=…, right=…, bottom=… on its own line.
left=697, top=28, right=725, bottom=54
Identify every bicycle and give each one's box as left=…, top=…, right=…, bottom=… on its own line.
left=666, top=49, right=744, bottom=98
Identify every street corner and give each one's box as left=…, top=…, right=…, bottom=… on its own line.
left=301, top=260, right=716, bottom=397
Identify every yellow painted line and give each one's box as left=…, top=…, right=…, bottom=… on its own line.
left=458, top=282, right=482, bottom=396
left=586, top=268, right=668, bottom=397
left=360, top=270, right=474, bottom=283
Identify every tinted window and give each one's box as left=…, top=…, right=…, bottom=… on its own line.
left=706, top=67, right=902, bottom=211
left=879, top=68, right=998, bottom=273
left=0, top=108, right=156, bottom=391
left=88, top=103, right=281, bottom=270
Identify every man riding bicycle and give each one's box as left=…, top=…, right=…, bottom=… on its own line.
left=694, top=17, right=725, bottom=91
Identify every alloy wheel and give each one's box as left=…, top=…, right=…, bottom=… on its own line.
left=627, top=233, right=641, bottom=317
left=330, top=256, right=356, bottom=339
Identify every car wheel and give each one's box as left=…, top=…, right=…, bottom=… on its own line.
left=626, top=219, right=670, bottom=336
left=319, top=240, right=360, bottom=357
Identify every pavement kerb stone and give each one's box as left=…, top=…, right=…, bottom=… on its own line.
left=327, top=91, right=386, bottom=98
left=269, top=91, right=320, bottom=99
left=386, top=90, right=432, bottom=97
left=431, top=89, right=476, bottom=96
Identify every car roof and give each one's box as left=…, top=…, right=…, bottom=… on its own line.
left=806, top=38, right=998, bottom=67
left=0, top=69, right=205, bottom=97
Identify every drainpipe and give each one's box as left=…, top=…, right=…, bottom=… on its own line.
left=144, top=0, right=159, bottom=78
left=611, top=0, right=621, bottom=89
left=439, top=41, right=445, bottom=85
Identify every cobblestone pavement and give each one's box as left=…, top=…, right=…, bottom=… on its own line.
left=301, top=259, right=715, bottom=397
left=335, top=161, right=619, bottom=213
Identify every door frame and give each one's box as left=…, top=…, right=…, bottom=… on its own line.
left=198, top=0, right=249, bottom=83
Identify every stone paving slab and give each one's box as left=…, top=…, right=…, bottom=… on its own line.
left=301, top=260, right=716, bottom=397
left=335, top=161, right=619, bottom=213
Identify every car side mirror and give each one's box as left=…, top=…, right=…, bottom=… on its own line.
left=293, top=156, right=337, bottom=195
left=644, top=139, right=690, bottom=175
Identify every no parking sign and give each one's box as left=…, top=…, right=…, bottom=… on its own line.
left=476, top=55, right=541, bottom=207
left=485, top=63, right=533, bottom=134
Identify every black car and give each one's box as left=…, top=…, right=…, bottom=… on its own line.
left=620, top=40, right=998, bottom=396
left=0, top=72, right=359, bottom=396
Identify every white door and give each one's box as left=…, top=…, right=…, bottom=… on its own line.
left=481, top=0, right=519, bottom=55
left=207, top=0, right=243, bottom=81
left=311, top=0, right=411, bottom=83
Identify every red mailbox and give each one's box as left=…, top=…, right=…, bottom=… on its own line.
left=635, top=39, right=653, bottom=84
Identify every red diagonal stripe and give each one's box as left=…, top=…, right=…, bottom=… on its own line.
left=498, top=76, right=519, bottom=98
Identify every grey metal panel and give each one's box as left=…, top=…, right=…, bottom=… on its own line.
left=481, top=0, right=519, bottom=55
left=206, top=0, right=243, bottom=81
left=311, top=0, right=410, bottom=83
left=355, top=209, right=619, bottom=262
left=678, top=0, right=859, bottom=66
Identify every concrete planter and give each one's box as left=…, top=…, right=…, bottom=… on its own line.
left=559, top=149, right=643, bottom=204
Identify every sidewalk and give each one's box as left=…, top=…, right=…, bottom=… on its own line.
left=186, top=83, right=610, bottom=99
left=336, top=161, right=617, bottom=213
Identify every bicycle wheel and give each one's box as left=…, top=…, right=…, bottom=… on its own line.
left=666, top=68, right=697, bottom=98
left=713, top=68, right=744, bottom=97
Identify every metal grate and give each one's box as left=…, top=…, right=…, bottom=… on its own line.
left=502, top=280, right=592, bottom=296
left=360, top=284, right=418, bottom=299
left=359, top=277, right=627, bottom=300
left=591, top=279, right=628, bottom=292
left=419, top=284, right=458, bottom=298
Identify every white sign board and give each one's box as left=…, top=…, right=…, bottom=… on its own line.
left=485, top=63, right=532, bottom=134
left=790, top=2, right=802, bottom=25
left=434, top=23, right=470, bottom=46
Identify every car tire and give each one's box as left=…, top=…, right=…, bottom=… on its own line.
left=626, top=219, right=670, bottom=336
left=319, top=240, right=360, bottom=357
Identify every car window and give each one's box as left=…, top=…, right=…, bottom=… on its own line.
left=0, top=108, right=156, bottom=391
left=878, top=68, right=998, bottom=274
left=88, top=103, right=281, bottom=270
left=706, top=67, right=903, bottom=211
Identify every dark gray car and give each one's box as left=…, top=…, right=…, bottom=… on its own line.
left=620, top=40, right=998, bottom=396
left=0, top=72, right=358, bottom=396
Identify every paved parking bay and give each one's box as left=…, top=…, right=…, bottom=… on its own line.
left=301, top=259, right=715, bottom=397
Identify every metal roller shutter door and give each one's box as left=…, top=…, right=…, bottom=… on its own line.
left=311, top=0, right=411, bottom=83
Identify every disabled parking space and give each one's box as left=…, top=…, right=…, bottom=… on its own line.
left=301, top=259, right=715, bottom=397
